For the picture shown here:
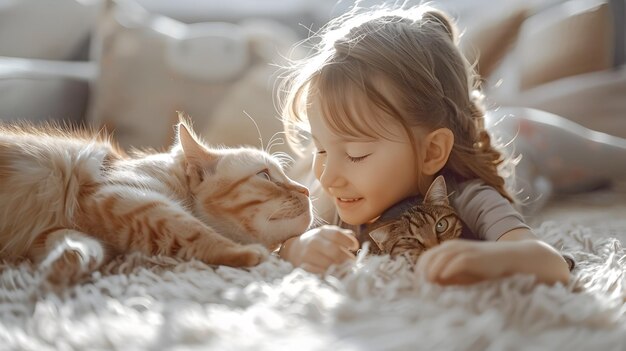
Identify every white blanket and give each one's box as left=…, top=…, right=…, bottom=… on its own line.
left=2, top=190, right=626, bottom=350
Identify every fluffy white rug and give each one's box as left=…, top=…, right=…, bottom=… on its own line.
left=2, top=183, right=626, bottom=351
left=2, top=218, right=626, bottom=351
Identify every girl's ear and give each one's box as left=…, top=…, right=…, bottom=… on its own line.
left=178, top=123, right=219, bottom=182
left=421, top=128, right=454, bottom=176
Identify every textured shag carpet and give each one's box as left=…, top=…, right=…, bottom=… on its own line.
left=2, top=185, right=626, bottom=351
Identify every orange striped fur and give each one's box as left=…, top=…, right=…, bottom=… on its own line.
left=0, top=120, right=312, bottom=284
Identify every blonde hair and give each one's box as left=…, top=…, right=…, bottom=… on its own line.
left=280, top=5, right=514, bottom=202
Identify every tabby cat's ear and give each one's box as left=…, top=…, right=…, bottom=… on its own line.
left=369, top=224, right=393, bottom=250
left=423, top=175, right=449, bottom=206
left=177, top=123, right=219, bottom=179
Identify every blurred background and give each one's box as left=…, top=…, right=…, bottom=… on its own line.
left=0, top=0, right=624, bottom=156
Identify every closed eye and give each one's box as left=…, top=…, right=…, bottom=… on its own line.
left=347, top=153, right=371, bottom=163
left=256, top=169, right=271, bottom=181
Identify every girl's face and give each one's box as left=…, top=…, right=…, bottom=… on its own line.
left=308, top=98, right=423, bottom=226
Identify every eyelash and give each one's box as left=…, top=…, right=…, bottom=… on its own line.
left=315, top=150, right=370, bottom=163
left=346, top=154, right=370, bottom=163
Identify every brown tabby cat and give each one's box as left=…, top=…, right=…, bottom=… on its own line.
left=364, top=176, right=462, bottom=264
left=0, top=119, right=312, bottom=284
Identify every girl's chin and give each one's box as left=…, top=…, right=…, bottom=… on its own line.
left=337, top=210, right=378, bottom=226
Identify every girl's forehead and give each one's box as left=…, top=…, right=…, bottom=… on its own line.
left=308, top=111, right=375, bottom=146
left=306, top=83, right=408, bottom=142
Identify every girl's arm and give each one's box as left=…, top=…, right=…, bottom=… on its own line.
left=419, top=180, right=571, bottom=286
left=496, top=228, right=570, bottom=285
left=417, top=229, right=571, bottom=286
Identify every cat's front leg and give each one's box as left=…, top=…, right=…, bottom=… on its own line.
left=33, top=229, right=106, bottom=285
left=84, top=190, right=268, bottom=267
left=144, top=214, right=269, bottom=267
left=172, top=218, right=269, bottom=267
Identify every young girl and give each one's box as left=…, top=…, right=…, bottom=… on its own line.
left=276, top=5, right=626, bottom=285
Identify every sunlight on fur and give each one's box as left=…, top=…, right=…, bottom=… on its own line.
left=0, top=117, right=312, bottom=285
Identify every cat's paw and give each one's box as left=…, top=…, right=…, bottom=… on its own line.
left=216, top=243, right=269, bottom=267
left=40, top=238, right=103, bottom=285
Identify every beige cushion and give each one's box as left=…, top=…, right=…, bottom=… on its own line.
left=87, top=0, right=297, bottom=153
left=518, top=0, right=613, bottom=90
left=461, top=5, right=529, bottom=78
left=0, top=0, right=100, bottom=60
left=496, top=68, right=626, bottom=138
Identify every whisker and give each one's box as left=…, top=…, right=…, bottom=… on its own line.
left=271, top=152, right=295, bottom=169
left=312, top=217, right=328, bottom=227
left=266, top=131, right=287, bottom=154
left=265, top=204, right=288, bottom=222
left=272, top=151, right=294, bottom=161
left=271, top=153, right=288, bottom=162
left=310, top=206, right=329, bottom=226
left=243, top=111, right=264, bottom=151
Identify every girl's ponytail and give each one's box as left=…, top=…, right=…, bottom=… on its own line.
left=444, top=95, right=514, bottom=202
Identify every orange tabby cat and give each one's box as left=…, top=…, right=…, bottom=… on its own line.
left=0, top=120, right=312, bottom=284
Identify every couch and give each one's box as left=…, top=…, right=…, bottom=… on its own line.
left=1, top=0, right=623, bottom=145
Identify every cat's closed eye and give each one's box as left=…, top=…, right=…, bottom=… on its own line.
left=256, top=169, right=271, bottom=181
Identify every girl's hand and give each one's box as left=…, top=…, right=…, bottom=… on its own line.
left=279, top=225, right=359, bottom=274
left=416, top=239, right=516, bottom=285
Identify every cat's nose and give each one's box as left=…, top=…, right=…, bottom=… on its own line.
left=295, top=185, right=310, bottom=197
left=287, top=182, right=310, bottom=197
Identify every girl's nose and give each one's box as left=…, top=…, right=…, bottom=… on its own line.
left=318, top=160, right=344, bottom=189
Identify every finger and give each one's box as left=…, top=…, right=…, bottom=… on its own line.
left=424, top=252, right=449, bottom=282
left=416, top=247, right=434, bottom=273
left=439, top=272, right=484, bottom=286
left=300, top=262, right=326, bottom=274
left=319, top=228, right=359, bottom=251
left=417, top=240, right=467, bottom=277
left=302, top=246, right=336, bottom=268
left=324, top=243, right=356, bottom=264
left=425, top=247, right=460, bottom=282
left=310, top=237, right=355, bottom=265
left=438, top=253, right=473, bottom=281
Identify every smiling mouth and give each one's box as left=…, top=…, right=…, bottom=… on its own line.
left=338, top=198, right=362, bottom=202
left=335, top=197, right=364, bottom=209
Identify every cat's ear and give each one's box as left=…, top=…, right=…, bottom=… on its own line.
left=177, top=123, right=219, bottom=181
left=423, top=175, right=449, bottom=206
left=369, top=224, right=393, bottom=250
